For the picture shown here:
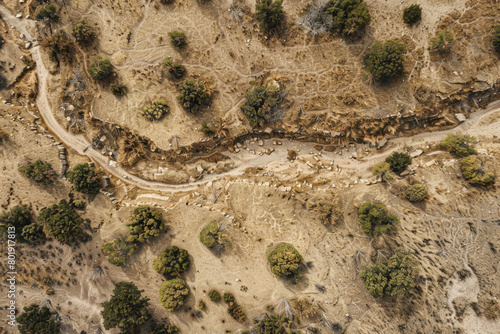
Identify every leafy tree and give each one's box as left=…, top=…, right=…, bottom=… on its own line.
left=88, top=56, right=113, bottom=81
left=372, top=162, right=393, bottom=181
left=255, top=0, right=285, bottom=32
left=153, top=246, right=190, bottom=277
left=18, top=304, right=60, bottom=334
left=35, top=4, right=57, bottom=21
left=228, top=303, right=247, bottom=322
left=18, top=160, right=57, bottom=184
left=21, top=223, right=46, bottom=242
left=163, top=58, right=186, bottom=80
left=223, top=292, right=236, bottom=304
left=253, top=313, right=293, bottom=333
left=42, top=32, right=74, bottom=64
left=72, top=20, right=95, bottom=45
left=327, top=0, right=370, bottom=38
left=102, top=239, right=139, bottom=266
left=199, top=221, right=230, bottom=254
left=209, top=289, right=221, bottom=302
left=177, top=79, right=211, bottom=114
left=159, top=278, right=189, bottom=311
left=267, top=244, right=303, bottom=280
left=0, top=205, right=32, bottom=238
left=151, top=322, right=180, bottom=334
left=360, top=250, right=419, bottom=298
left=441, top=133, right=477, bottom=157
left=241, top=85, right=281, bottom=127
left=38, top=200, right=83, bottom=244
left=358, top=202, right=399, bottom=235
left=403, top=4, right=421, bottom=25
left=460, top=155, right=495, bottom=186
left=140, top=100, right=169, bottom=121
left=493, top=26, right=500, bottom=53
left=429, top=29, right=454, bottom=54
left=169, top=31, right=186, bottom=48
left=406, top=183, right=427, bottom=202
left=66, top=163, right=103, bottom=194
left=364, top=40, right=406, bottom=81
left=127, top=206, right=164, bottom=243
left=111, top=83, right=128, bottom=96
left=385, top=152, right=412, bottom=174
left=102, top=282, right=152, bottom=334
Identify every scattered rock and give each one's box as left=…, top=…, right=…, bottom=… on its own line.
left=257, top=140, right=264, bottom=146
left=455, top=113, right=466, bottom=123
left=410, top=149, right=423, bottom=158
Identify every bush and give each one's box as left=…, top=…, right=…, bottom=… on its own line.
left=228, top=304, right=247, bottom=322
left=102, top=239, right=139, bottom=266
left=0, top=205, right=33, bottom=239
left=327, top=0, right=370, bottom=38
left=66, top=163, right=103, bottom=194
left=72, top=20, right=95, bottom=45
left=267, top=244, right=303, bottom=280
left=127, top=206, right=164, bottom=243
left=429, top=30, right=454, bottom=54
left=200, top=121, right=215, bottom=136
left=255, top=0, right=285, bottom=32
left=18, top=160, right=57, bottom=184
left=372, top=162, right=393, bottom=181
left=253, top=314, right=292, bottom=333
left=223, top=292, right=236, bottom=304
left=200, top=221, right=230, bottom=254
left=38, top=200, right=83, bottom=244
left=18, top=304, right=60, bottom=334
left=160, top=278, right=189, bottom=311
left=35, top=4, right=57, bottom=21
left=42, top=32, right=74, bottom=64
left=358, top=202, right=399, bottom=235
left=88, top=56, right=113, bottom=81
left=364, top=40, right=406, bottom=81
left=209, top=289, right=221, bottom=302
left=153, top=246, right=190, bottom=277
left=241, top=85, right=281, bottom=127
left=385, top=152, right=412, bottom=174
left=163, top=58, right=186, bottom=80
left=177, top=79, right=211, bottom=114
left=102, top=282, right=151, bottom=333
left=110, top=83, right=127, bottom=96
left=21, top=223, right=46, bottom=242
left=406, top=183, right=427, bottom=202
left=360, top=250, right=419, bottom=298
left=403, top=4, right=421, bottom=25
left=169, top=31, right=186, bottom=48
left=460, top=155, right=495, bottom=186
left=441, top=133, right=477, bottom=157
left=493, top=26, right=500, bottom=53
left=141, top=100, right=169, bottom=121
left=152, top=322, right=180, bottom=334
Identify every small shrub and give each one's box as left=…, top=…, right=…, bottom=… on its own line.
left=72, top=20, right=95, bottom=45
left=358, top=202, right=399, bottom=235
left=141, top=100, right=169, bottom=121
left=403, top=4, right=421, bottom=25
left=327, top=0, right=370, bottom=38
left=18, top=304, right=60, bottom=334
left=88, top=56, right=113, bottom=81
left=153, top=246, right=190, bottom=278
left=209, top=289, right=221, bottom=302
left=152, top=322, right=180, bottom=334
left=21, top=223, right=45, bottom=242
left=72, top=199, right=86, bottom=209
left=66, top=163, right=103, bottom=194
left=0, top=205, right=33, bottom=239
left=160, top=278, right=189, bottom=311
left=386, top=152, right=412, bottom=174
left=441, top=133, right=477, bottom=157
left=360, top=250, right=419, bottom=298
left=38, top=200, right=83, bottom=244
left=364, top=40, right=406, bottom=81
left=372, top=162, right=393, bottom=181
left=101, top=239, right=139, bottom=266
left=42, top=32, right=74, bottom=64
left=169, top=31, right=186, bottom=48
left=493, top=26, right=500, bottom=53
left=223, top=292, right=236, bottom=304
left=255, top=0, right=285, bottom=32
left=199, top=300, right=206, bottom=310
left=241, top=85, right=281, bottom=127
left=228, top=304, right=246, bottom=322
left=200, top=121, right=215, bottom=136
left=0, top=129, right=8, bottom=142
left=177, top=79, right=211, bottom=114
left=163, top=58, right=186, bottom=80
left=429, top=30, right=454, bottom=54
left=18, top=160, right=57, bottom=184
left=460, top=155, right=495, bottom=186
left=110, top=83, right=127, bottom=96
left=35, top=4, right=57, bottom=21
left=406, top=183, right=427, bottom=202
left=267, top=244, right=303, bottom=280
left=127, top=206, right=164, bottom=243
left=200, top=221, right=230, bottom=254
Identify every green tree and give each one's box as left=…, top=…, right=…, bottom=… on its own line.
left=406, top=183, right=427, bottom=202
left=385, top=151, right=412, bottom=174
left=169, top=31, right=186, bottom=48
left=18, top=160, right=57, bottom=184
left=72, top=20, right=95, bottom=45
left=177, top=79, right=211, bottom=114
left=159, top=278, right=189, bottom=311
left=327, top=0, right=371, bottom=38
left=102, top=282, right=152, bottom=334
left=0, top=205, right=33, bottom=239
left=140, top=100, right=169, bottom=121
left=127, top=206, right=164, bottom=243
left=35, top=4, right=57, bottom=21
left=460, top=155, right=495, bottom=186
left=102, top=239, right=139, bottom=266
left=255, top=0, right=285, bottom=32
left=403, top=4, right=422, bottom=25
left=253, top=313, right=292, bottom=333
left=151, top=322, right=180, bottom=334
left=228, top=303, right=247, bottom=322
left=429, top=29, right=454, bottom=54
left=66, top=163, right=103, bottom=194
left=38, top=200, right=83, bottom=244
left=267, top=244, right=303, bottom=280
left=153, top=246, right=191, bottom=277
left=21, top=223, right=46, bottom=242
left=200, top=221, right=230, bottom=254
left=88, top=56, right=113, bottom=81
left=223, top=292, right=236, bottom=304
left=111, top=83, right=128, bottom=96
left=42, top=32, right=74, bottom=64
left=372, top=162, right=393, bottom=181
left=209, top=289, right=221, bottom=302
left=358, top=202, right=398, bottom=235
left=364, top=40, right=406, bottom=81
left=441, top=133, right=477, bottom=157
left=493, top=26, right=500, bottom=53
left=18, top=304, right=60, bottom=334
left=241, top=85, right=281, bottom=127
left=360, top=250, right=419, bottom=298
left=163, top=58, right=186, bottom=80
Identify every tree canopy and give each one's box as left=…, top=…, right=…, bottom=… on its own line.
left=241, top=85, right=281, bottom=127
left=267, top=244, right=303, bottom=280
left=163, top=58, right=186, bottom=80
left=460, top=155, right=495, bottom=186
left=403, top=4, right=422, bottom=25
left=38, top=200, right=83, bottom=244
left=141, top=100, right=169, bottom=121
left=127, top=206, right=164, bottom=243
left=18, top=160, right=57, bottom=184
left=88, top=56, right=113, bottom=81
left=153, top=246, right=191, bottom=278
left=18, top=304, right=60, bottom=334
left=176, top=79, right=211, bottom=114
left=169, top=31, right=186, bottom=48
left=406, top=183, right=427, bottom=202
left=159, top=278, right=189, bottom=311
left=441, top=133, right=477, bottom=157
left=66, top=163, right=103, bottom=194
left=0, top=205, right=32, bottom=234
left=199, top=221, right=230, bottom=254
left=429, top=30, right=454, bottom=54
left=72, top=20, right=95, bottom=45
left=364, top=40, right=405, bottom=81
left=385, top=152, right=412, bottom=174
left=327, top=0, right=371, bottom=38
left=151, top=322, right=180, bottom=334
left=255, top=0, right=285, bottom=32
left=358, top=202, right=399, bottom=235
